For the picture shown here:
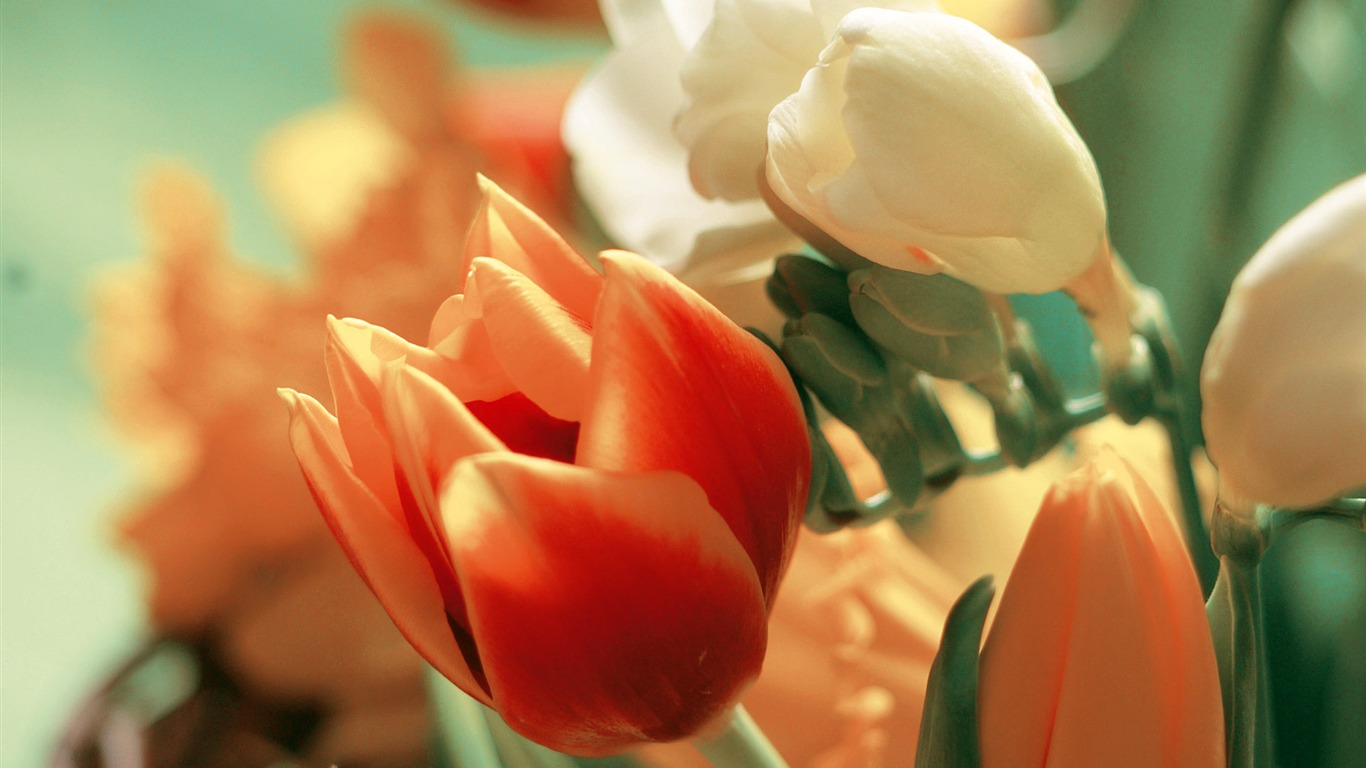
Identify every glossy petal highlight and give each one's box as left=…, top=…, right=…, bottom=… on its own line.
left=577, top=251, right=810, bottom=603
left=280, top=388, right=489, bottom=704
left=441, top=453, right=767, bottom=756
left=467, top=257, right=593, bottom=422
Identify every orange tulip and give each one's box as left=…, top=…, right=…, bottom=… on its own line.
left=280, top=178, right=810, bottom=756
left=978, top=451, right=1224, bottom=767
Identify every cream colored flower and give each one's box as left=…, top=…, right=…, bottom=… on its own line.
left=563, top=0, right=799, bottom=289
left=1200, top=174, right=1366, bottom=510
left=765, top=9, right=1106, bottom=294
left=677, top=0, right=934, bottom=203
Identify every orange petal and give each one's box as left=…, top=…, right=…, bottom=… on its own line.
left=467, top=257, right=592, bottom=422
left=577, top=251, right=810, bottom=605
left=439, top=453, right=767, bottom=756
left=427, top=294, right=519, bottom=403
left=324, top=316, right=404, bottom=513
left=978, top=456, right=1224, bottom=768
left=378, top=364, right=505, bottom=576
left=461, top=175, right=601, bottom=322
left=279, top=388, right=490, bottom=705
left=977, top=474, right=1087, bottom=767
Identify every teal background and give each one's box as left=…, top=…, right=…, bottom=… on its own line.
left=2, top=0, right=1364, bottom=765
left=0, top=3, right=604, bottom=764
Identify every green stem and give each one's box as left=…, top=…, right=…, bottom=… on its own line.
left=1157, top=407, right=1220, bottom=595
left=428, top=668, right=502, bottom=768
left=695, top=706, right=789, bottom=768
left=1206, top=504, right=1273, bottom=768
left=1217, top=557, right=1264, bottom=767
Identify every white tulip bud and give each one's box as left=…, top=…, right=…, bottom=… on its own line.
left=765, top=9, right=1107, bottom=295
left=1201, top=174, right=1366, bottom=510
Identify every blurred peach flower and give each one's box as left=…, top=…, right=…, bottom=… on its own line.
left=978, top=451, right=1224, bottom=767
left=92, top=10, right=584, bottom=763
left=281, top=178, right=811, bottom=755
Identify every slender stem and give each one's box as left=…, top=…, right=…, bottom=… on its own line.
left=1224, top=558, right=1264, bottom=768
left=427, top=668, right=502, bottom=768
left=695, top=706, right=789, bottom=768
left=1157, top=408, right=1219, bottom=595
left=1207, top=502, right=1274, bottom=768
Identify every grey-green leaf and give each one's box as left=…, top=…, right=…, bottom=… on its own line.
left=915, top=575, right=994, bottom=768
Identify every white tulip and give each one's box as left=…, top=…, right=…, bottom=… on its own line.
left=1200, top=174, right=1366, bottom=510
left=765, top=9, right=1107, bottom=295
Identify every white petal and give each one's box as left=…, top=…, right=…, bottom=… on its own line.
left=564, top=5, right=798, bottom=276
left=1201, top=174, right=1366, bottom=508
left=676, top=0, right=825, bottom=202
left=766, top=9, right=1105, bottom=294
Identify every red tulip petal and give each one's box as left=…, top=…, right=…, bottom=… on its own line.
left=461, top=175, right=601, bottom=322
left=464, top=392, right=580, bottom=464
left=378, top=364, right=507, bottom=620
left=439, top=453, right=766, bottom=756
left=467, top=257, right=592, bottom=422
left=576, top=251, right=810, bottom=605
left=279, top=388, right=491, bottom=705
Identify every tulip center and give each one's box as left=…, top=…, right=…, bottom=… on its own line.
left=466, top=391, right=579, bottom=463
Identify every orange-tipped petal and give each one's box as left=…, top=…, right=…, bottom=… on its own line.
left=427, top=295, right=519, bottom=403
left=468, top=257, right=592, bottom=422
left=461, top=175, right=601, bottom=321
left=577, top=251, right=810, bottom=604
left=324, top=316, right=403, bottom=513
left=978, top=454, right=1223, bottom=768
left=279, top=389, right=490, bottom=705
left=378, top=364, right=508, bottom=618
left=439, top=453, right=767, bottom=756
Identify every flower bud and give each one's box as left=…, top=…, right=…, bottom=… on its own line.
left=1200, top=174, right=1366, bottom=510
left=765, top=9, right=1107, bottom=295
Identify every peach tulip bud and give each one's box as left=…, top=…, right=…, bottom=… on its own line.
left=978, top=451, right=1224, bottom=767
left=1200, top=174, right=1366, bottom=511
left=765, top=9, right=1107, bottom=295
left=280, top=178, right=810, bottom=755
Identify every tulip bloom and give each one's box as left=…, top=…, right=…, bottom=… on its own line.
left=280, top=179, right=810, bottom=755
left=978, top=452, right=1224, bottom=767
left=639, top=522, right=959, bottom=768
left=1200, top=174, right=1366, bottom=511
left=765, top=10, right=1106, bottom=295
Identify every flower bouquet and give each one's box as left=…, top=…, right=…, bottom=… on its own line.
left=66, top=2, right=1363, bottom=767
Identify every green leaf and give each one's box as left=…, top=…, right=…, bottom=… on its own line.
left=766, top=254, right=856, bottom=325
left=848, top=267, right=1004, bottom=382
left=915, top=576, right=994, bottom=768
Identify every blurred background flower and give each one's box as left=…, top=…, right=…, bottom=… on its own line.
left=3, top=0, right=1363, bottom=765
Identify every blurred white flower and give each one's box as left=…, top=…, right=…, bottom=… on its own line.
left=1201, top=174, right=1366, bottom=510
left=563, top=0, right=799, bottom=329
left=765, top=9, right=1106, bottom=295
left=566, top=0, right=1087, bottom=326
